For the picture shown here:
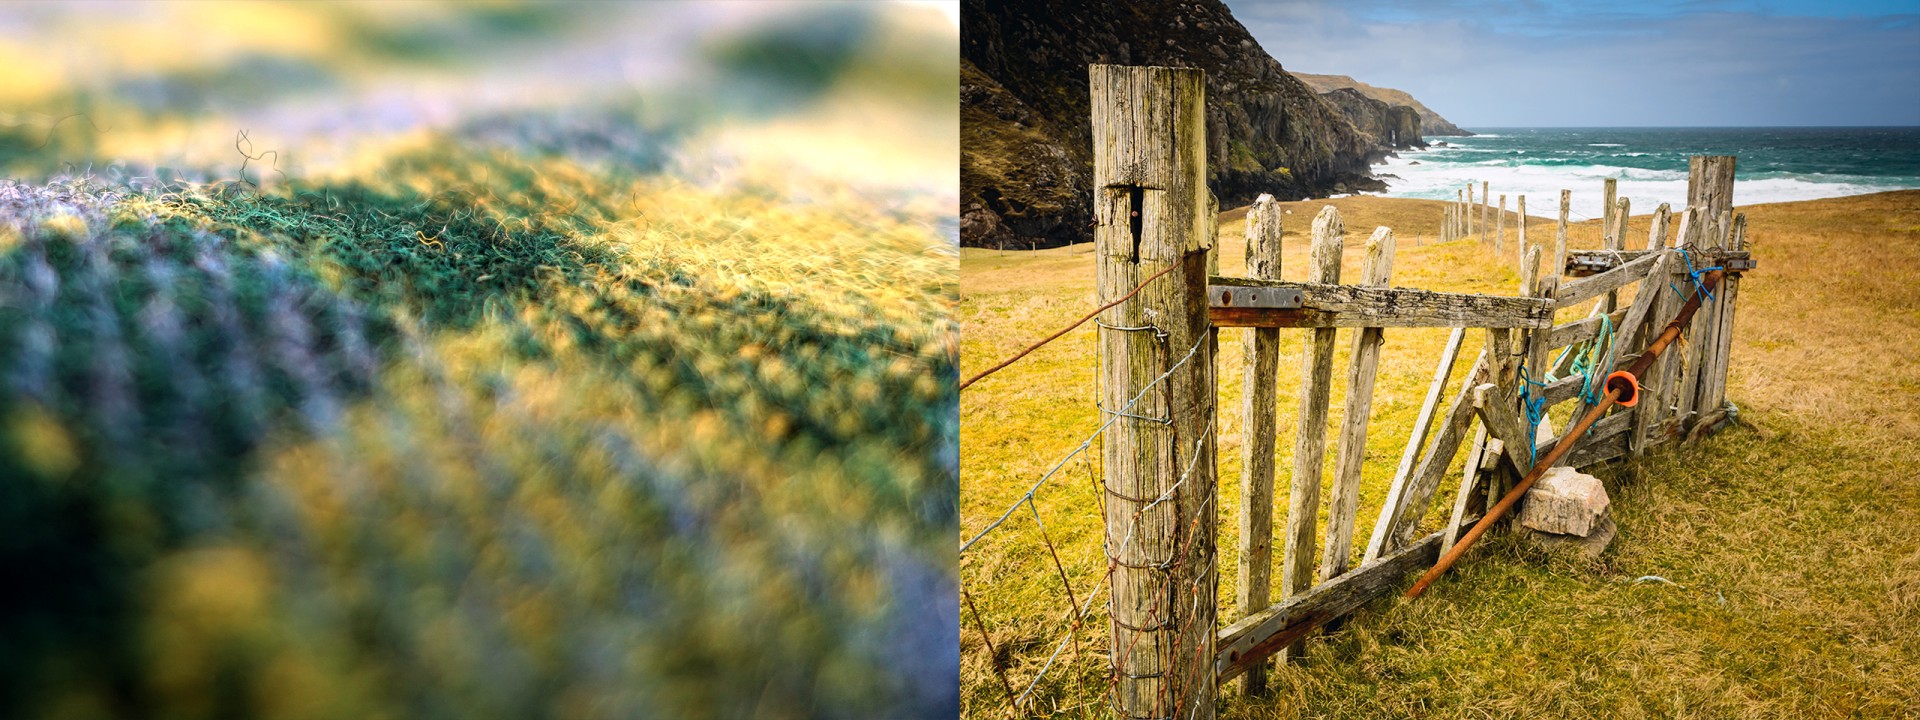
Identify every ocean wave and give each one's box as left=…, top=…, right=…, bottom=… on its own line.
left=1588, top=143, right=1625, bottom=147
left=1375, top=157, right=1920, bottom=218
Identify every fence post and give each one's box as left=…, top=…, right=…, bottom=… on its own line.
left=1604, top=197, right=1629, bottom=312
left=1701, top=212, right=1747, bottom=423
left=1687, top=156, right=1737, bottom=422
left=1515, top=195, right=1527, bottom=274
left=1235, top=194, right=1281, bottom=696
left=1279, top=205, right=1344, bottom=662
left=1496, top=193, right=1506, bottom=255
left=1602, top=177, right=1618, bottom=241
left=1480, top=180, right=1490, bottom=244
left=1090, top=64, right=1216, bottom=720
left=1466, top=184, right=1476, bottom=237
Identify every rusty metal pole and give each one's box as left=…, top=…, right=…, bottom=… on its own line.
left=1406, top=269, right=1726, bottom=599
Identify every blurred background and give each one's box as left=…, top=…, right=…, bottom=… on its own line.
left=0, top=1, right=956, bottom=206
left=0, top=3, right=957, bottom=719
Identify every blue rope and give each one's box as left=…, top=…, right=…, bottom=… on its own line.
left=1523, top=312, right=1618, bottom=465
left=1516, top=363, right=1550, bottom=466
left=1669, top=246, right=1724, bottom=304
left=1568, top=313, right=1615, bottom=406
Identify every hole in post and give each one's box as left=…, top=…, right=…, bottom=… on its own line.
left=1128, top=185, right=1144, bottom=261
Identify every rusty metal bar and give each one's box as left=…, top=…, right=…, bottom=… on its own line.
left=1405, top=269, right=1726, bottom=599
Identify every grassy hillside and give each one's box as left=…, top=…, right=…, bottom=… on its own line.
left=959, top=191, right=1920, bottom=717
left=1290, top=72, right=1472, bottom=137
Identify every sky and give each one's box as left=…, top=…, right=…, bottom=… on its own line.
left=1221, top=0, right=1920, bottom=127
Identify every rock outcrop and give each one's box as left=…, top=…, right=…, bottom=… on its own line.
left=962, top=0, right=1382, bottom=248
left=1318, top=87, right=1426, bottom=156
left=1291, top=72, right=1472, bottom=137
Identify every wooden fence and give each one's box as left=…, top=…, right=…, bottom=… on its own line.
left=1086, top=65, right=1754, bottom=719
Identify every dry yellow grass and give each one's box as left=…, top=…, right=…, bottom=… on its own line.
left=961, top=190, right=1920, bottom=718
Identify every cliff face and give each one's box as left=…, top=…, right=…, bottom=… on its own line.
left=962, top=0, right=1380, bottom=248
left=1319, top=87, right=1425, bottom=154
left=1291, top=72, right=1472, bottom=137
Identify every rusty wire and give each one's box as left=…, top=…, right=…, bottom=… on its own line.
left=960, top=261, right=1181, bottom=391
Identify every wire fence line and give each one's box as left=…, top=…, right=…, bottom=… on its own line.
left=962, top=320, right=1215, bottom=717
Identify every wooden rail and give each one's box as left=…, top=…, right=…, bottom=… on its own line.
left=1208, top=278, right=1554, bottom=329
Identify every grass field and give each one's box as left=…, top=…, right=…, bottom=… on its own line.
left=959, top=191, right=1920, bottom=718
left=0, top=3, right=959, bottom=719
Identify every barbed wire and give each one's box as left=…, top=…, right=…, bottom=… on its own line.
left=960, top=331, right=1207, bottom=554
left=960, top=261, right=1181, bottom=391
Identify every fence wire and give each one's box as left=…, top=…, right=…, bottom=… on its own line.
left=962, top=325, right=1214, bottom=718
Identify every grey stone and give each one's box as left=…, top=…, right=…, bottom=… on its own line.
left=1517, top=466, right=1610, bottom=537
left=1527, top=516, right=1617, bottom=559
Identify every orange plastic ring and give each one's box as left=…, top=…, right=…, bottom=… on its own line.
left=1605, top=370, right=1640, bottom=408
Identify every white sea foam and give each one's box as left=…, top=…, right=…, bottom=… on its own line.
left=1376, top=147, right=1920, bottom=219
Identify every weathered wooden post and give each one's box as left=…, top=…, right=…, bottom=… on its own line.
left=1457, top=188, right=1467, bottom=239
left=1235, top=194, right=1280, bottom=696
left=1515, top=195, right=1528, bottom=273
left=1279, top=205, right=1343, bottom=661
left=1496, top=194, right=1507, bottom=254
left=1466, top=184, right=1476, bottom=237
left=1604, top=197, right=1628, bottom=312
left=1322, top=226, right=1394, bottom=581
left=1090, top=64, right=1216, bottom=720
left=1701, top=212, right=1747, bottom=422
left=1602, top=177, right=1618, bottom=241
left=1480, top=180, right=1490, bottom=244
left=1687, top=155, right=1736, bottom=421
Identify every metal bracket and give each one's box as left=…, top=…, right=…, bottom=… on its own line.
left=1723, top=257, right=1757, bottom=272
left=1207, top=284, right=1303, bottom=310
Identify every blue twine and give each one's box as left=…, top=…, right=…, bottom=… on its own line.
left=1669, top=246, right=1724, bottom=304
left=1516, top=363, right=1550, bottom=466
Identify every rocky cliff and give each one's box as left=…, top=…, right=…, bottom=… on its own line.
left=1292, top=72, right=1472, bottom=137
left=962, top=0, right=1381, bottom=249
left=1319, top=87, right=1425, bottom=155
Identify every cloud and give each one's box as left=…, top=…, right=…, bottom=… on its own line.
left=1225, top=0, right=1920, bottom=126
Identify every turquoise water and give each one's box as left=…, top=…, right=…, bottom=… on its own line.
left=1377, top=127, right=1920, bottom=219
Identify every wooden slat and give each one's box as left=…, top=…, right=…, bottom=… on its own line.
left=1699, top=213, right=1746, bottom=417
left=1545, top=308, right=1630, bottom=350
left=1216, top=522, right=1471, bottom=681
left=1362, top=327, right=1465, bottom=563
left=1672, top=208, right=1709, bottom=433
left=1567, top=247, right=1748, bottom=276
left=1234, top=195, right=1282, bottom=696
left=1531, top=410, right=1633, bottom=461
left=1564, top=429, right=1629, bottom=467
left=1386, top=366, right=1485, bottom=550
left=1208, top=278, right=1554, bottom=329
left=1322, top=227, right=1395, bottom=581
left=1553, top=251, right=1662, bottom=309
left=1604, top=197, right=1629, bottom=312
left=1612, top=250, right=1676, bottom=358
left=1279, top=206, right=1344, bottom=625
left=1442, top=422, right=1490, bottom=554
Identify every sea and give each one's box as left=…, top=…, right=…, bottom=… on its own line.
left=1374, top=127, right=1920, bottom=221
